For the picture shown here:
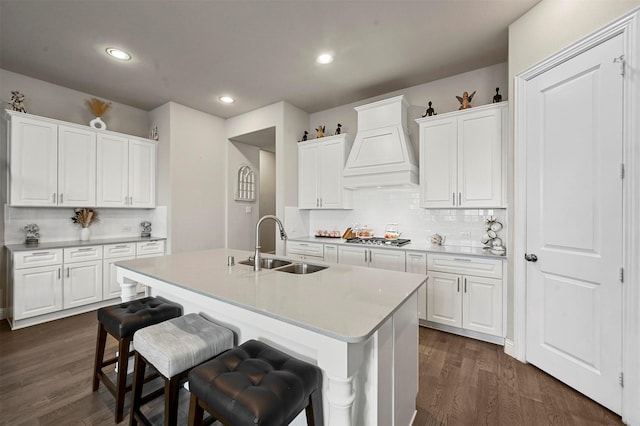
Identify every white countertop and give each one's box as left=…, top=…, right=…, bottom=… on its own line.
left=116, top=248, right=426, bottom=343
left=5, top=236, right=166, bottom=252
left=290, top=236, right=507, bottom=259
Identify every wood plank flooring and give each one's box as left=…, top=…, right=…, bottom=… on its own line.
left=0, top=312, right=623, bottom=425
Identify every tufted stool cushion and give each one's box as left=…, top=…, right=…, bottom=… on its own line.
left=188, top=339, right=323, bottom=426
left=92, top=295, right=182, bottom=423
left=129, top=313, right=234, bottom=426
left=97, top=296, right=182, bottom=338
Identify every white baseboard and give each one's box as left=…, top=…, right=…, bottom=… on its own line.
left=503, top=338, right=515, bottom=358
left=0, top=308, right=6, bottom=320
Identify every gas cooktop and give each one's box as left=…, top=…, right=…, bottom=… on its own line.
left=345, top=237, right=411, bottom=247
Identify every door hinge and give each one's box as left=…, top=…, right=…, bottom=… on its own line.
left=620, top=267, right=624, bottom=283
left=619, top=372, right=624, bottom=388
left=614, top=55, right=625, bottom=76
left=620, top=163, right=625, bottom=179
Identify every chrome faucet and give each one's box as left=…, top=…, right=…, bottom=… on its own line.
left=254, top=215, right=288, bottom=271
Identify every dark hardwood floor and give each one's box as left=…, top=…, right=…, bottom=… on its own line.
left=0, top=312, right=622, bottom=425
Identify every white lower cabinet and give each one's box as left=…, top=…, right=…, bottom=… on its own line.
left=9, top=239, right=165, bottom=329
left=286, top=241, right=325, bottom=261
left=337, top=246, right=405, bottom=271
left=323, top=244, right=338, bottom=263
left=405, top=251, right=427, bottom=321
left=427, top=254, right=503, bottom=338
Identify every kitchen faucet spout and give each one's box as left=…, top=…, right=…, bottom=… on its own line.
left=254, top=215, right=287, bottom=271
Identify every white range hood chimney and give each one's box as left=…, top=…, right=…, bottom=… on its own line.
left=343, top=95, right=418, bottom=188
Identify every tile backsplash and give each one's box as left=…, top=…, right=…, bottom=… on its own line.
left=304, top=188, right=507, bottom=248
left=4, top=205, right=167, bottom=244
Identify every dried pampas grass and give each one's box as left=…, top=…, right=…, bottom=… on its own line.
left=87, top=98, right=111, bottom=117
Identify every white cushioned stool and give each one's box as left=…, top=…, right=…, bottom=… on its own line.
left=129, top=313, right=233, bottom=426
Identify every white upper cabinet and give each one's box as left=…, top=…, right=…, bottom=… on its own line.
left=6, top=110, right=156, bottom=208
left=416, top=102, right=507, bottom=208
left=96, top=134, right=156, bottom=208
left=8, top=113, right=96, bottom=207
left=298, top=134, right=353, bottom=209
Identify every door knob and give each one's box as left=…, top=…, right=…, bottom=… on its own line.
left=524, top=253, right=538, bottom=262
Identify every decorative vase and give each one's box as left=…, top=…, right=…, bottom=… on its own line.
left=80, top=227, right=91, bottom=241
left=89, top=116, right=107, bottom=130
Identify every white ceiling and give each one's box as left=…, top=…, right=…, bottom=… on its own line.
left=0, top=0, right=540, bottom=119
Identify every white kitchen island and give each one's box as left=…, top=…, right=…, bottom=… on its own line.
left=116, top=248, right=425, bottom=426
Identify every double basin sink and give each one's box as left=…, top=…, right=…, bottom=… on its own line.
left=238, top=257, right=327, bottom=274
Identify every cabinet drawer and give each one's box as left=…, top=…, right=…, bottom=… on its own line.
left=428, top=254, right=502, bottom=279
left=286, top=241, right=324, bottom=257
left=13, top=249, right=63, bottom=269
left=104, top=243, right=136, bottom=259
left=137, top=240, right=165, bottom=256
left=64, top=246, right=103, bottom=263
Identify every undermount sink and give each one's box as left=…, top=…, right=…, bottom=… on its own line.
left=275, top=263, right=328, bottom=274
left=238, top=257, right=292, bottom=269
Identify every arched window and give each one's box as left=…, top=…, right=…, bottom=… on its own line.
left=236, top=165, right=255, bottom=201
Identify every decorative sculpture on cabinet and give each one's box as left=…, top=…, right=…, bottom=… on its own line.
left=456, top=91, right=476, bottom=110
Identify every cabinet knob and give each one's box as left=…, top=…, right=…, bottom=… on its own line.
left=524, top=253, right=538, bottom=262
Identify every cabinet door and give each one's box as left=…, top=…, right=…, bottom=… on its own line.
left=129, top=140, right=156, bottom=208
left=318, top=140, right=345, bottom=208
left=369, top=248, right=405, bottom=271
left=406, top=251, right=427, bottom=321
left=337, top=246, right=368, bottom=268
left=298, top=143, right=320, bottom=208
left=457, top=107, right=503, bottom=207
left=63, top=261, right=102, bottom=309
left=9, top=116, right=58, bottom=206
left=57, top=125, right=96, bottom=206
left=427, top=271, right=462, bottom=327
left=13, top=265, right=62, bottom=319
left=97, top=133, right=129, bottom=207
left=103, top=256, right=135, bottom=299
left=419, top=117, right=457, bottom=208
left=323, top=244, right=338, bottom=263
left=462, top=275, right=503, bottom=336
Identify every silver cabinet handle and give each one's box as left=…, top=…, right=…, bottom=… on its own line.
left=66, top=267, right=70, bottom=278
left=320, top=198, right=323, bottom=207
left=464, top=277, right=467, bottom=293
left=453, top=258, right=472, bottom=262
left=124, top=196, right=128, bottom=205
left=58, top=268, right=61, bottom=279
left=31, top=252, right=51, bottom=256
left=130, top=196, right=133, bottom=205
left=60, top=193, right=63, bottom=204
left=452, top=193, right=455, bottom=206
left=364, top=250, right=368, bottom=263
left=457, top=277, right=460, bottom=292
left=115, top=245, right=129, bottom=249
left=458, top=192, right=462, bottom=205
left=53, top=193, right=57, bottom=204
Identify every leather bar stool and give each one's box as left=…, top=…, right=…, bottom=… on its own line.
left=187, top=339, right=323, bottom=426
left=129, top=313, right=234, bottom=426
left=92, top=296, right=182, bottom=423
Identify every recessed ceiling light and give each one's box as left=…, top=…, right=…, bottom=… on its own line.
left=219, top=96, right=235, bottom=104
left=106, top=47, right=131, bottom=61
left=316, top=53, right=333, bottom=64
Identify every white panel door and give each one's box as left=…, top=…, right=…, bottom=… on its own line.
left=458, top=108, right=502, bottom=207
left=318, top=139, right=344, bottom=208
left=462, top=275, right=502, bottom=336
left=9, top=117, right=58, bottom=206
left=298, top=143, right=320, bottom=208
left=97, top=133, right=129, bottom=207
left=129, top=139, right=156, bottom=208
left=337, top=246, right=368, bottom=268
left=14, top=265, right=62, bottom=319
left=525, top=33, right=623, bottom=414
left=369, top=248, right=405, bottom=271
left=419, top=117, right=457, bottom=208
left=406, top=251, right=427, bottom=321
left=63, top=261, right=102, bottom=309
left=426, top=271, right=461, bottom=327
left=103, top=256, right=136, bottom=299
left=57, top=125, right=96, bottom=206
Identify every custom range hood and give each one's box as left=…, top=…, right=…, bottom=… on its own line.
left=343, top=95, right=418, bottom=188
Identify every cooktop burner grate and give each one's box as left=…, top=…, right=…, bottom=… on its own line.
left=345, top=237, right=411, bottom=247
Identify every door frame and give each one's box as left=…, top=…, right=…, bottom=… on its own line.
left=514, top=9, right=640, bottom=424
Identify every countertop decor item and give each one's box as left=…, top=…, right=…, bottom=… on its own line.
left=456, top=90, right=476, bottom=109
left=431, top=233, right=445, bottom=245
left=87, top=97, right=111, bottom=130
left=24, top=223, right=40, bottom=244
left=482, top=216, right=505, bottom=254
left=9, top=90, right=27, bottom=113
left=71, top=208, right=98, bottom=240
left=141, top=221, right=152, bottom=238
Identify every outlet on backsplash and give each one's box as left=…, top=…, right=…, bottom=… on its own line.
left=460, top=231, right=471, bottom=239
